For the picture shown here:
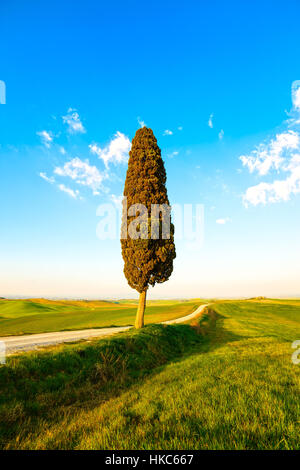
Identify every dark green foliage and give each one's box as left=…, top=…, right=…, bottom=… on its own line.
left=121, top=128, right=176, bottom=293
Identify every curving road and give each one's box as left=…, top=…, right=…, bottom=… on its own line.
left=0, top=304, right=208, bottom=355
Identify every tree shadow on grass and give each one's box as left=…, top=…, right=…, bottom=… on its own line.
left=190, top=308, right=245, bottom=351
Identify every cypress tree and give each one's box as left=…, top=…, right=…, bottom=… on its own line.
left=121, top=127, right=176, bottom=328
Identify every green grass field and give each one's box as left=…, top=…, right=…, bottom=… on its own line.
left=0, top=298, right=204, bottom=336
left=0, top=299, right=299, bottom=449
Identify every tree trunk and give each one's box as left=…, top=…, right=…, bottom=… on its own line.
left=135, top=290, right=147, bottom=329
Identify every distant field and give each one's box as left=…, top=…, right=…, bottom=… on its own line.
left=1, top=298, right=299, bottom=449
left=0, top=298, right=205, bottom=336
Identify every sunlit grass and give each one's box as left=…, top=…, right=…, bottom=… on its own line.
left=0, top=299, right=299, bottom=449
left=0, top=298, right=205, bottom=336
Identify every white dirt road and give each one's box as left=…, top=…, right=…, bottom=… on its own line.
left=0, top=303, right=208, bottom=355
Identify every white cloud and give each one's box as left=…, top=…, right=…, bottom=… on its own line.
left=40, top=172, right=55, bottom=184
left=59, top=146, right=66, bottom=155
left=178, top=126, right=183, bottom=131
left=240, top=131, right=299, bottom=176
left=54, top=157, right=105, bottom=195
left=168, top=151, right=179, bottom=158
left=243, top=166, right=300, bottom=206
left=241, top=81, right=300, bottom=206
left=62, top=108, right=85, bottom=134
left=218, top=129, right=224, bottom=140
left=293, top=88, right=300, bottom=109
left=137, top=117, right=146, bottom=128
left=292, top=81, right=300, bottom=109
left=89, top=132, right=131, bottom=168
left=163, top=129, right=173, bottom=136
left=37, top=130, right=53, bottom=148
left=208, top=113, right=213, bottom=128
left=58, top=184, right=79, bottom=199
left=216, top=217, right=231, bottom=225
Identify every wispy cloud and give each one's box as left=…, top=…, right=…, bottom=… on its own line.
left=216, top=217, right=231, bottom=225
left=54, top=157, right=105, bottom=195
left=163, top=129, right=173, bottom=136
left=137, top=117, right=146, bottom=128
left=58, top=184, right=79, bottom=199
left=37, top=130, right=53, bottom=148
left=89, top=132, right=131, bottom=168
left=178, top=126, right=183, bottom=131
left=39, top=172, right=55, bottom=184
left=208, top=113, right=214, bottom=128
left=240, top=131, right=299, bottom=176
left=168, top=151, right=179, bottom=158
left=241, top=81, right=300, bottom=206
left=218, top=129, right=224, bottom=140
left=62, top=108, right=85, bottom=134
left=292, top=80, right=300, bottom=110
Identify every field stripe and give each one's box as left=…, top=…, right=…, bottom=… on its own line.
left=0, top=304, right=208, bottom=355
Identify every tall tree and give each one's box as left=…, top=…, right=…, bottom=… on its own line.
left=121, top=127, right=176, bottom=328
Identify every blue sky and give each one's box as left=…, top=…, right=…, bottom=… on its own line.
left=1, top=0, right=300, bottom=298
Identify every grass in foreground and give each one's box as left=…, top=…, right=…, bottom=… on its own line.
left=0, top=298, right=204, bottom=336
left=0, top=299, right=299, bottom=449
left=0, top=315, right=210, bottom=449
